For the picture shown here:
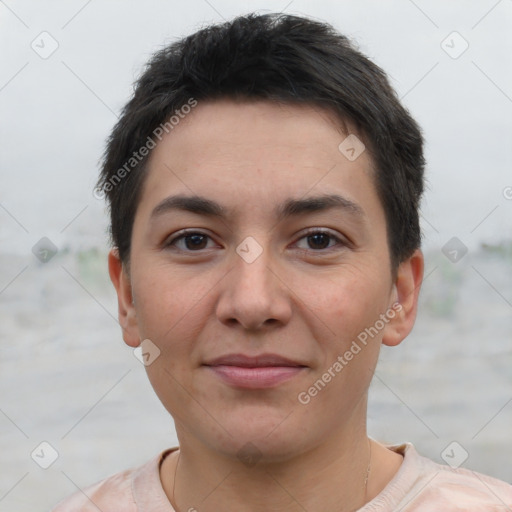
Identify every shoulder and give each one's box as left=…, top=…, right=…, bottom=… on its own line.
left=51, top=467, right=137, bottom=512
left=385, top=443, right=512, bottom=511
left=51, top=449, right=175, bottom=512
left=51, top=470, right=133, bottom=511
left=423, top=460, right=512, bottom=509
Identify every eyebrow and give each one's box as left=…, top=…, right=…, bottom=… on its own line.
left=150, top=193, right=365, bottom=222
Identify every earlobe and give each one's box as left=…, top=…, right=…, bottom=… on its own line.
left=108, top=248, right=141, bottom=348
left=382, top=249, right=424, bottom=347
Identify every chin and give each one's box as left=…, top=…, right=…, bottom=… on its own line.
left=200, top=408, right=314, bottom=464
left=214, top=434, right=308, bottom=466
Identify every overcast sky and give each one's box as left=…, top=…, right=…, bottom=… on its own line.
left=1, top=0, right=511, bottom=255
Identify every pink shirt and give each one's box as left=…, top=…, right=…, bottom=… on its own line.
left=52, top=443, right=512, bottom=511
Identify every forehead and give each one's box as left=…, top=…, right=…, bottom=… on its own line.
left=137, top=99, right=381, bottom=224
left=148, top=99, right=356, bottom=169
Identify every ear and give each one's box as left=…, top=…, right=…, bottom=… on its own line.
left=108, top=248, right=141, bottom=348
left=381, top=249, right=424, bottom=347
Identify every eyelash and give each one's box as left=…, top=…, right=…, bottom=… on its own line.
left=164, top=228, right=348, bottom=254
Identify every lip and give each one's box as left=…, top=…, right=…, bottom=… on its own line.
left=203, top=353, right=307, bottom=389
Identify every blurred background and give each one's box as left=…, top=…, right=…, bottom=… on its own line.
left=1, top=0, right=511, bottom=509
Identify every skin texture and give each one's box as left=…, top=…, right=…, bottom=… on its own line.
left=109, top=99, right=424, bottom=512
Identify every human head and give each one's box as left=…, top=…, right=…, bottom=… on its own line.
left=96, top=12, right=425, bottom=273
left=105, top=12, right=425, bottom=468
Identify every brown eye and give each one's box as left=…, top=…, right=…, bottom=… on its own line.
left=306, top=232, right=332, bottom=250
left=295, top=229, right=345, bottom=251
left=166, top=231, right=215, bottom=251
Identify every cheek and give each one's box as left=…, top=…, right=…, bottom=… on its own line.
left=132, top=263, right=206, bottom=339
left=133, top=269, right=205, bottom=420
left=304, top=266, right=391, bottom=343
left=302, top=278, right=387, bottom=416
left=131, top=263, right=216, bottom=402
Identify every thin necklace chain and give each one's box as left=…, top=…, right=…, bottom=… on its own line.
left=172, top=440, right=372, bottom=511
left=364, top=438, right=372, bottom=500
left=172, top=450, right=180, bottom=509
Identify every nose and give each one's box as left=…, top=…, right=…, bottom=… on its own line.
left=215, top=242, right=293, bottom=331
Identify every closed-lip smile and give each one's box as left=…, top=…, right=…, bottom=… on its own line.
left=203, top=353, right=308, bottom=389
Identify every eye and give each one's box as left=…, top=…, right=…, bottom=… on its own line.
left=295, top=229, right=346, bottom=251
left=165, top=230, right=217, bottom=251
left=164, top=228, right=348, bottom=253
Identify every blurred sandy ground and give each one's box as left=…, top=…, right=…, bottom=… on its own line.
left=0, top=241, right=511, bottom=511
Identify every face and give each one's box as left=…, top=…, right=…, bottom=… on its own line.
left=110, top=99, right=423, bottom=462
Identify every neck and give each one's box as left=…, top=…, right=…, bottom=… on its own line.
left=162, top=428, right=376, bottom=512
